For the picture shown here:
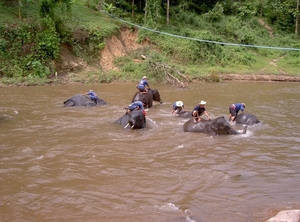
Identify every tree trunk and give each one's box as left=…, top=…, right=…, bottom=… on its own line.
left=18, top=0, right=22, bottom=19
left=260, top=0, right=262, bottom=17
left=132, top=0, right=134, bottom=19
left=166, top=0, right=169, bottom=25
left=144, top=0, right=148, bottom=24
left=296, top=0, right=299, bottom=34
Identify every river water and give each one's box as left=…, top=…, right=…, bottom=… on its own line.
left=0, top=82, right=299, bottom=222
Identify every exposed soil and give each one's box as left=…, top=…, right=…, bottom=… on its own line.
left=99, top=28, right=150, bottom=71
left=54, top=26, right=300, bottom=84
left=96, top=26, right=300, bottom=83
left=258, top=19, right=274, bottom=37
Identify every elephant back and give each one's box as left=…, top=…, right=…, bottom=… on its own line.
left=236, top=113, right=260, bottom=126
left=131, top=91, right=153, bottom=108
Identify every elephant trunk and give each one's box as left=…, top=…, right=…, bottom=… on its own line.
left=242, top=125, right=248, bottom=134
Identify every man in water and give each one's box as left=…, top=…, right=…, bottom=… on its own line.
left=229, top=103, right=245, bottom=122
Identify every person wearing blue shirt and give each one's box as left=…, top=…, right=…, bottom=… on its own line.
left=86, top=90, right=98, bottom=103
left=171, top=101, right=185, bottom=114
left=192, top=100, right=210, bottom=123
left=127, top=101, right=146, bottom=116
left=229, top=103, right=245, bottom=122
left=136, top=76, right=150, bottom=93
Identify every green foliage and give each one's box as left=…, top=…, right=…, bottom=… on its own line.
left=144, top=0, right=162, bottom=28
left=1, top=0, right=300, bottom=84
left=25, top=60, right=50, bottom=78
left=203, top=2, right=224, bottom=23
left=237, top=1, right=257, bottom=18
left=36, top=16, right=60, bottom=60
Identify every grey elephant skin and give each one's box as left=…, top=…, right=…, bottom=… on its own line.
left=63, top=94, right=107, bottom=107
left=183, top=116, right=247, bottom=136
left=176, top=110, right=192, bottom=118
left=132, top=89, right=163, bottom=108
left=116, top=110, right=146, bottom=129
left=235, top=113, right=260, bottom=126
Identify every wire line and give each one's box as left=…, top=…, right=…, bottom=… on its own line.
left=101, top=10, right=300, bottom=51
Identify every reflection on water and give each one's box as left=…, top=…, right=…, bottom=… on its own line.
left=0, top=82, right=300, bottom=222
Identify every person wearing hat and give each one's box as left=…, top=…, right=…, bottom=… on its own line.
left=172, top=101, right=185, bottom=114
left=126, top=101, right=146, bottom=116
left=85, top=90, right=98, bottom=103
left=192, top=100, right=210, bottom=123
left=136, top=76, right=150, bottom=93
left=229, top=103, right=246, bottom=122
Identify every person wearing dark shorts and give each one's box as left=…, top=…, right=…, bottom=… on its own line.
left=136, top=76, right=150, bottom=93
left=229, top=103, right=245, bottom=122
left=171, top=101, right=185, bottom=114
left=192, top=100, right=210, bottom=123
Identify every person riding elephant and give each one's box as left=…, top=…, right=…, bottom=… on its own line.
left=126, top=101, right=146, bottom=116
left=132, top=89, right=163, bottom=108
left=235, top=113, right=260, bottom=126
left=116, top=109, right=146, bottom=129
left=183, top=116, right=247, bottom=136
left=85, top=90, right=98, bottom=103
left=136, top=76, right=150, bottom=93
left=63, top=94, right=107, bottom=107
left=229, top=103, right=245, bottom=122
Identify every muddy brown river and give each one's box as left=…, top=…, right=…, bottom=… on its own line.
left=0, top=82, right=299, bottom=222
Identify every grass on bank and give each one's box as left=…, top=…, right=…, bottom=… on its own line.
left=1, top=0, right=300, bottom=86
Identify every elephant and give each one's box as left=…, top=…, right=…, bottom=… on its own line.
left=183, top=116, right=247, bottom=136
left=175, top=110, right=192, bottom=118
left=235, top=113, right=260, bottom=126
left=116, top=110, right=146, bottom=129
left=132, top=89, right=163, bottom=108
left=63, top=94, right=107, bottom=107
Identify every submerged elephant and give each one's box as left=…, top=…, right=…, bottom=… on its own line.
left=183, top=116, right=247, bottom=136
left=63, top=94, right=107, bottom=107
left=116, top=110, right=146, bottom=129
left=132, top=89, right=163, bottom=108
left=175, top=110, right=192, bottom=118
left=235, top=113, right=260, bottom=126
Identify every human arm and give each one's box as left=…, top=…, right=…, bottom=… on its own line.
left=204, top=111, right=210, bottom=120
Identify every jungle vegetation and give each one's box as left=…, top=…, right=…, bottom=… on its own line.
left=0, top=0, right=300, bottom=85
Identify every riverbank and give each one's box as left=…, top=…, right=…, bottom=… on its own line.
left=1, top=72, right=300, bottom=88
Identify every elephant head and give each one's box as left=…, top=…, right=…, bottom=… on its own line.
left=116, top=110, right=146, bottom=129
left=235, top=113, right=260, bottom=126
left=151, top=89, right=163, bottom=104
left=128, top=110, right=146, bottom=129
left=210, top=117, right=247, bottom=135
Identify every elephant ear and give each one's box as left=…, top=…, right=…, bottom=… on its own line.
left=210, top=117, right=227, bottom=135
left=63, top=99, right=75, bottom=107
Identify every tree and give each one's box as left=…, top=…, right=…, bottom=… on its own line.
left=166, top=0, right=169, bottom=25
left=296, top=0, right=299, bottom=34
